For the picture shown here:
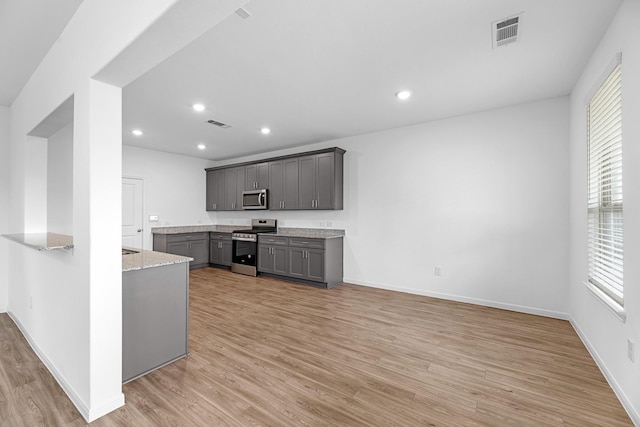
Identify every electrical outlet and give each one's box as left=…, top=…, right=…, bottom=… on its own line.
left=435, top=266, right=442, bottom=276
left=327, top=221, right=333, bottom=227
left=319, top=221, right=326, bottom=227
left=149, top=215, right=159, bottom=222
left=628, top=339, right=635, bottom=363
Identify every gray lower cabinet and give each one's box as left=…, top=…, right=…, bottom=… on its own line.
left=209, top=232, right=232, bottom=266
left=122, top=262, right=188, bottom=383
left=154, top=233, right=209, bottom=269
left=258, top=235, right=343, bottom=287
left=257, top=235, right=289, bottom=275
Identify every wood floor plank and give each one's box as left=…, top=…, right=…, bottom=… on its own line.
left=0, top=267, right=633, bottom=425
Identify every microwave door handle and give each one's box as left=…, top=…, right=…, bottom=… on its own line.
left=260, top=192, right=265, bottom=206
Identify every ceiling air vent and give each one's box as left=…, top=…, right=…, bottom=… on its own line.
left=207, top=119, right=231, bottom=129
left=492, top=13, right=522, bottom=49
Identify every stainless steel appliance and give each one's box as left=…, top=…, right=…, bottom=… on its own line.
left=242, top=189, right=268, bottom=210
left=231, top=219, right=277, bottom=276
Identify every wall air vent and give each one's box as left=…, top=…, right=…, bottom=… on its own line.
left=492, top=13, right=522, bottom=49
left=207, top=119, right=231, bottom=129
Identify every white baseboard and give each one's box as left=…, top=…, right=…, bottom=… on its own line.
left=569, top=316, right=639, bottom=426
left=343, top=278, right=570, bottom=320
left=7, top=311, right=125, bottom=423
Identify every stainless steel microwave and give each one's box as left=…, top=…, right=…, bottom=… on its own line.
left=242, top=189, right=268, bottom=210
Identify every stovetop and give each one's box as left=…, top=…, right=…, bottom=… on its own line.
left=232, top=219, right=277, bottom=237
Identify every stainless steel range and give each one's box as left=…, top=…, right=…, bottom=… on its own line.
left=231, top=219, right=277, bottom=276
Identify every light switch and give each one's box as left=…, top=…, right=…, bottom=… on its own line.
left=149, top=215, right=159, bottom=222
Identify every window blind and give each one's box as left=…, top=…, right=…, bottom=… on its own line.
left=587, top=63, right=623, bottom=305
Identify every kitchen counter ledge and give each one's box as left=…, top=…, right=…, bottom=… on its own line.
left=123, top=247, right=193, bottom=272
left=151, top=225, right=236, bottom=234
left=2, top=233, right=74, bottom=251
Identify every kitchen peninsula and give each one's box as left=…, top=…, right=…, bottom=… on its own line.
left=122, top=247, right=191, bottom=383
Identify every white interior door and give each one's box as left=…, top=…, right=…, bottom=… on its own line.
left=122, top=177, right=143, bottom=248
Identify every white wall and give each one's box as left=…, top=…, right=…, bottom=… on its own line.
left=122, top=145, right=215, bottom=249
left=47, top=122, right=74, bottom=235
left=214, top=97, right=571, bottom=318
left=568, top=0, right=640, bottom=422
left=0, top=106, right=9, bottom=312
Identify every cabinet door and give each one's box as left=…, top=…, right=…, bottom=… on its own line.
left=298, top=155, right=316, bottom=209
left=166, top=241, right=190, bottom=257
left=272, top=246, right=289, bottom=275
left=269, top=161, right=284, bottom=210
left=288, top=247, right=305, bottom=279
left=221, top=241, right=232, bottom=266
left=315, top=152, right=335, bottom=210
left=306, top=248, right=325, bottom=282
left=257, top=245, right=272, bottom=272
left=245, top=162, right=269, bottom=190
left=206, top=169, right=226, bottom=211
left=206, top=171, right=215, bottom=211
left=209, top=241, right=221, bottom=264
left=190, top=240, right=209, bottom=265
left=283, top=158, right=299, bottom=210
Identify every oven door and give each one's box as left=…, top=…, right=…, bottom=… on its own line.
left=231, top=237, right=258, bottom=276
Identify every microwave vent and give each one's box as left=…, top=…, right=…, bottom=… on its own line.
left=207, top=119, right=231, bottom=129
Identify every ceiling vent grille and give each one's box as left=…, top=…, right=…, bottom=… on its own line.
left=492, top=14, right=522, bottom=49
left=207, top=119, right=231, bottom=129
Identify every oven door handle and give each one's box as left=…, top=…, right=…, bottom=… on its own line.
left=232, top=236, right=257, bottom=242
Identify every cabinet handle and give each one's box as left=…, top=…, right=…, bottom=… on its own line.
left=283, top=201, right=285, bottom=209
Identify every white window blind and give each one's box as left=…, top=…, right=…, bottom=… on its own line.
left=587, top=62, right=623, bottom=305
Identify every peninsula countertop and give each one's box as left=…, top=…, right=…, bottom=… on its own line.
left=151, top=225, right=345, bottom=239
left=122, top=247, right=193, bottom=272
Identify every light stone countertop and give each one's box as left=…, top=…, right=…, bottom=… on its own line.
left=122, top=247, right=193, bottom=272
left=150, top=225, right=238, bottom=234
left=1, top=233, right=74, bottom=251
left=266, top=228, right=345, bottom=239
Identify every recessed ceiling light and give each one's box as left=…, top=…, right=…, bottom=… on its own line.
left=395, top=90, right=412, bottom=100
left=197, top=143, right=206, bottom=150
left=132, top=129, right=143, bottom=136
left=192, top=103, right=205, bottom=112
left=261, top=127, right=271, bottom=135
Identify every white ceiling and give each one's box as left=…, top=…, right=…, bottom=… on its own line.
left=0, top=0, right=83, bottom=107
left=2, top=1, right=622, bottom=161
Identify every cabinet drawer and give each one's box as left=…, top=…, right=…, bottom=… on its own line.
left=209, top=232, right=232, bottom=242
left=258, top=235, right=289, bottom=246
left=288, top=237, right=324, bottom=249
left=165, top=233, right=208, bottom=243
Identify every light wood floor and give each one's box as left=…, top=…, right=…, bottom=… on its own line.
left=0, top=267, right=632, bottom=426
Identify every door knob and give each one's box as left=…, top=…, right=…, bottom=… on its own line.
left=137, top=229, right=143, bottom=232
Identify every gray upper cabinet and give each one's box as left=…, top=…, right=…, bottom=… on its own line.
left=245, top=162, right=269, bottom=190
left=206, top=169, right=225, bottom=211
left=206, top=147, right=345, bottom=211
left=269, top=158, right=299, bottom=210
left=299, top=151, right=343, bottom=210
left=225, top=166, right=245, bottom=211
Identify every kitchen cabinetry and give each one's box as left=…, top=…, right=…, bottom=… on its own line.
left=245, top=162, right=269, bottom=190
left=225, top=166, right=245, bottom=211
left=153, top=233, right=209, bottom=269
left=209, top=232, right=232, bottom=266
left=206, top=169, right=225, bottom=211
left=205, top=147, right=345, bottom=211
left=257, top=235, right=343, bottom=287
left=257, top=235, right=289, bottom=275
left=299, top=151, right=343, bottom=210
left=269, top=158, right=299, bottom=210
